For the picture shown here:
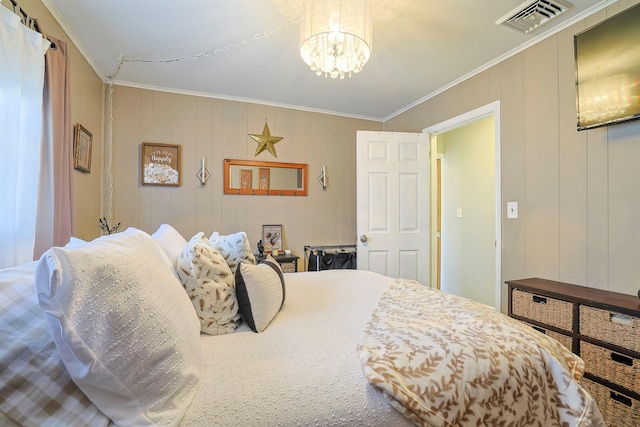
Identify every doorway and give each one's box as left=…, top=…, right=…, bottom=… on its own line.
left=424, top=101, right=501, bottom=310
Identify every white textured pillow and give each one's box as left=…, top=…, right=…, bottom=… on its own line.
left=152, top=223, right=188, bottom=270
left=34, top=227, right=202, bottom=427
left=64, top=236, right=87, bottom=248
left=177, top=232, right=240, bottom=335
left=209, top=231, right=256, bottom=274
left=235, top=255, right=286, bottom=333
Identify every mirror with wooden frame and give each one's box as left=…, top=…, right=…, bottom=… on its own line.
left=223, top=159, right=308, bottom=196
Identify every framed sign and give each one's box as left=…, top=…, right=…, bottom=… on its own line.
left=73, top=124, right=93, bottom=173
left=262, top=224, right=283, bottom=253
left=141, top=143, right=181, bottom=186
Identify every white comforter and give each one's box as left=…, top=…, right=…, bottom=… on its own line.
left=1, top=263, right=410, bottom=426
left=182, top=269, right=412, bottom=427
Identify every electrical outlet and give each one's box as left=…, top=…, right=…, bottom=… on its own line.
left=456, top=208, right=462, bottom=218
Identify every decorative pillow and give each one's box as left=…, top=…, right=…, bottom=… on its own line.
left=34, top=227, right=202, bottom=427
left=64, top=236, right=87, bottom=248
left=152, top=223, right=188, bottom=270
left=235, top=255, right=286, bottom=333
left=209, top=231, right=256, bottom=274
left=177, top=232, right=240, bottom=335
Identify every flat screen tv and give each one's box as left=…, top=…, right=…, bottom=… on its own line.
left=574, top=3, right=640, bottom=131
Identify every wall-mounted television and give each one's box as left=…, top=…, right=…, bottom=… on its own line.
left=574, top=3, right=640, bottom=131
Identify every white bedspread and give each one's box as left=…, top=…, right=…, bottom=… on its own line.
left=182, top=269, right=412, bottom=427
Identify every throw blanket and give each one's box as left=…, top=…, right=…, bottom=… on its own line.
left=357, top=279, right=605, bottom=427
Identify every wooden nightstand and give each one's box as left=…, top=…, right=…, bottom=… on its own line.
left=255, top=254, right=299, bottom=273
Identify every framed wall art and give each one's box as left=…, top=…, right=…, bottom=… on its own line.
left=141, top=142, right=181, bottom=186
left=73, top=124, right=93, bottom=173
left=262, top=224, right=283, bottom=254
left=259, top=167, right=270, bottom=190
left=240, top=169, right=253, bottom=189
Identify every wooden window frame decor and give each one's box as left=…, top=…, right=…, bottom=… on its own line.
left=73, top=124, right=93, bottom=173
left=262, top=224, right=283, bottom=254
left=141, top=142, right=181, bottom=186
left=240, top=169, right=253, bottom=190
left=259, top=167, right=270, bottom=190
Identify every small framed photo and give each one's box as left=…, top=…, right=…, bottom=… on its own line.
left=141, top=142, right=181, bottom=186
left=262, top=224, right=283, bottom=254
left=240, top=169, right=253, bottom=189
left=73, top=124, right=93, bottom=173
left=259, top=168, right=270, bottom=190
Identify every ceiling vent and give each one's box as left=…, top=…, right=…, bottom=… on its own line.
left=496, top=0, right=574, bottom=33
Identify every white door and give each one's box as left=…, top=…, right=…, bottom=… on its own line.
left=356, top=131, right=430, bottom=285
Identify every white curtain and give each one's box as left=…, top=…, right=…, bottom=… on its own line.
left=0, top=7, right=50, bottom=268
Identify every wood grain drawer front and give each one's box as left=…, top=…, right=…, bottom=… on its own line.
left=524, top=322, right=572, bottom=350
left=580, top=306, right=640, bottom=353
left=581, top=341, right=640, bottom=393
left=583, top=378, right=640, bottom=427
left=511, top=289, right=573, bottom=332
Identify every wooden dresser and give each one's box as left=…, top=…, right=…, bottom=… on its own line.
left=506, top=278, right=640, bottom=426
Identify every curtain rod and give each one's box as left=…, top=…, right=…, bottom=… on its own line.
left=8, top=0, right=57, bottom=49
left=9, top=0, right=40, bottom=32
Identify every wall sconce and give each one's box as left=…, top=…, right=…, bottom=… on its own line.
left=318, top=165, right=328, bottom=190
left=198, top=157, right=210, bottom=186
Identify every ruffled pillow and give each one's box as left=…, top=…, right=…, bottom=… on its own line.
left=209, top=231, right=256, bottom=274
left=177, top=232, right=240, bottom=335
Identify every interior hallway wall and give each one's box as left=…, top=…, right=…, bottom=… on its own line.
left=439, top=116, right=496, bottom=307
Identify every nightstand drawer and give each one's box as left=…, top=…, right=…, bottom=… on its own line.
left=511, top=289, right=573, bottom=332
left=581, top=341, right=640, bottom=393
left=580, top=306, right=640, bottom=353
left=524, top=322, right=572, bottom=350
left=280, top=261, right=296, bottom=273
left=583, top=378, right=640, bottom=427
left=256, top=254, right=299, bottom=273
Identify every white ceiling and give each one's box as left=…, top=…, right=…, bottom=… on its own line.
left=43, top=0, right=612, bottom=121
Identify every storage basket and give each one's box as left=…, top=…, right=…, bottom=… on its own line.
left=524, top=322, right=572, bottom=350
left=580, top=306, right=640, bottom=353
left=511, top=289, right=573, bottom=332
left=280, top=262, right=295, bottom=273
left=580, top=341, right=640, bottom=393
left=582, top=378, right=640, bottom=427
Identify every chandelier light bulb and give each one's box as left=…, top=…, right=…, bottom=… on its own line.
left=299, top=0, right=372, bottom=79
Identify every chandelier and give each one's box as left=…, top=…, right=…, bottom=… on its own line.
left=299, top=0, right=373, bottom=79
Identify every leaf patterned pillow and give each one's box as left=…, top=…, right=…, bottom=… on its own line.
left=177, top=232, right=240, bottom=335
left=209, top=231, right=256, bottom=274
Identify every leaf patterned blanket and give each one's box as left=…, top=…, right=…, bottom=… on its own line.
left=357, top=279, right=605, bottom=427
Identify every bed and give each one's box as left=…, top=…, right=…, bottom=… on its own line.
left=0, top=226, right=604, bottom=426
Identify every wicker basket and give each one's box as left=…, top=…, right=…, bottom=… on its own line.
left=524, top=322, right=573, bottom=350
left=581, top=341, right=640, bottom=393
left=580, top=306, right=640, bottom=353
left=280, top=262, right=295, bottom=273
left=511, top=289, right=573, bottom=332
left=583, top=378, right=640, bottom=427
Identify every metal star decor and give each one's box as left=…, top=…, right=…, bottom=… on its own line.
left=249, top=122, right=283, bottom=158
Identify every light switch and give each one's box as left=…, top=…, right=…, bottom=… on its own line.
left=456, top=208, right=462, bottom=218
left=507, top=202, right=518, bottom=219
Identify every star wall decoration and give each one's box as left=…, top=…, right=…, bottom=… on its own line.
left=249, top=122, right=283, bottom=158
